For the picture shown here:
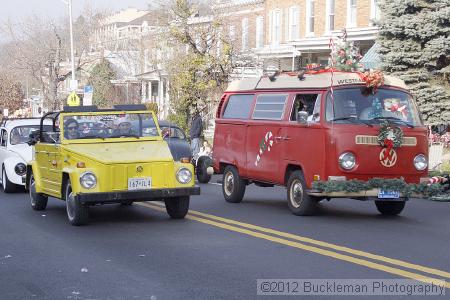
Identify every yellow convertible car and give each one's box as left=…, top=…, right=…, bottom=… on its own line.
left=26, top=105, right=200, bottom=226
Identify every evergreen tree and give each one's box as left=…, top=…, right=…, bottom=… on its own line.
left=88, top=59, right=116, bottom=108
left=377, top=0, right=450, bottom=125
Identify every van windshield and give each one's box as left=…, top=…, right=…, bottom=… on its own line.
left=326, top=88, right=422, bottom=127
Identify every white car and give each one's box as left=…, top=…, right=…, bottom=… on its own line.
left=0, top=118, right=53, bottom=192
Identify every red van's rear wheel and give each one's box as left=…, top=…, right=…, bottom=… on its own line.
left=222, top=165, right=246, bottom=203
left=287, top=171, right=317, bottom=216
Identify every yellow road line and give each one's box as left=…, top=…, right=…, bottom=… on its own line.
left=137, top=202, right=449, bottom=288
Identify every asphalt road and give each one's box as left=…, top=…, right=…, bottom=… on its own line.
left=0, top=175, right=449, bottom=300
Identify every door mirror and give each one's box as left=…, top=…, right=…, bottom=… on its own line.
left=297, top=111, right=309, bottom=124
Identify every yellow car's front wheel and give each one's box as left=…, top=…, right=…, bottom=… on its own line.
left=65, top=181, right=89, bottom=226
left=165, top=196, right=189, bottom=219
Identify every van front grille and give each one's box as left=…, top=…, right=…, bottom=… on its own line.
left=355, top=135, right=417, bottom=146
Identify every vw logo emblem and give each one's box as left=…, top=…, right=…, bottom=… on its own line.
left=136, top=166, right=144, bottom=173
left=379, top=149, right=397, bottom=168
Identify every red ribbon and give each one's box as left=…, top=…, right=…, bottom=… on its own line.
left=382, top=139, right=394, bottom=161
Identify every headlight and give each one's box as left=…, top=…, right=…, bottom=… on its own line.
left=414, top=154, right=427, bottom=171
left=176, top=168, right=192, bottom=184
left=14, top=163, right=27, bottom=176
left=80, top=172, right=97, bottom=189
left=339, top=152, right=356, bottom=170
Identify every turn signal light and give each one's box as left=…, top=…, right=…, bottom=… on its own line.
left=180, top=157, right=190, bottom=163
left=76, top=162, right=86, bottom=168
left=313, top=175, right=321, bottom=181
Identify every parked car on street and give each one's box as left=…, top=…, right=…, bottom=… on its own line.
left=26, top=105, right=200, bottom=225
left=212, top=71, right=428, bottom=216
left=0, top=118, right=53, bottom=192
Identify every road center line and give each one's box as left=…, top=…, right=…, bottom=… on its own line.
left=137, top=202, right=449, bottom=288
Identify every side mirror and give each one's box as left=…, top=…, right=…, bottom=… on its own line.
left=297, top=111, right=309, bottom=124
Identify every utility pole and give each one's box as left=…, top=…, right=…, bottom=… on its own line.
left=63, top=0, right=77, bottom=91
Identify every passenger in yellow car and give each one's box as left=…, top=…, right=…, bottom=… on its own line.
left=64, top=118, right=80, bottom=140
left=112, top=117, right=136, bottom=137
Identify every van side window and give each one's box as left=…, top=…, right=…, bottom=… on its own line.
left=290, top=94, right=320, bottom=122
left=222, top=94, right=254, bottom=119
left=252, top=94, right=288, bottom=120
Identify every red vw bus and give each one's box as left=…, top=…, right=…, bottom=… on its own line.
left=212, top=71, right=428, bottom=216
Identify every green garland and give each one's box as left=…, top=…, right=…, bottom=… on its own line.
left=312, top=178, right=447, bottom=198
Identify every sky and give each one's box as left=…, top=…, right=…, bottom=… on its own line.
left=0, top=0, right=153, bottom=22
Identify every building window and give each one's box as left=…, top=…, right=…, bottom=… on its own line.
left=347, top=0, right=357, bottom=27
left=370, top=0, right=380, bottom=24
left=271, top=9, right=282, bottom=44
left=229, top=25, right=236, bottom=41
left=242, top=18, right=249, bottom=50
left=326, top=0, right=335, bottom=33
left=255, top=16, right=264, bottom=48
left=306, top=0, right=315, bottom=36
left=288, top=6, right=299, bottom=40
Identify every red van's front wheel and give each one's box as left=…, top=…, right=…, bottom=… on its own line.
left=222, top=165, right=246, bottom=203
left=287, top=171, right=317, bottom=216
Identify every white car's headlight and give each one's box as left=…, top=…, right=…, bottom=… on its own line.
left=339, top=152, right=356, bottom=170
left=176, top=168, right=192, bottom=184
left=80, top=172, right=97, bottom=189
left=15, top=163, right=27, bottom=176
left=414, top=154, right=427, bottom=171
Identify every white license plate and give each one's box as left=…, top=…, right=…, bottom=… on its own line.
left=378, top=190, right=400, bottom=199
left=128, top=177, right=152, bottom=190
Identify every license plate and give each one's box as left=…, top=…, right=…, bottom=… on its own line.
left=128, top=177, right=152, bottom=190
left=378, top=190, right=400, bottom=199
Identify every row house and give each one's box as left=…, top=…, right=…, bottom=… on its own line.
left=217, top=0, right=380, bottom=71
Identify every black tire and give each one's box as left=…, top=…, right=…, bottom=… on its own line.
left=165, top=196, right=190, bottom=219
left=286, top=170, right=317, bottom=216
left=29, top=173, right=48, bottom=211
left=2, top=166, right=17, bottom=193
left=120, top=200, right=134, bottom=206
left=65, top=181, right=89, bottom=226
left=375, top=200, right=406, bottom=215
left=222, top=165, right=246, bottom=203
left=196, top=156, right=212, bottom=184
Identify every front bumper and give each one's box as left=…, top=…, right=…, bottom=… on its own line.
left=76, top=186, right=200, bottom=204
left=307, top=188, right=410, bottom=198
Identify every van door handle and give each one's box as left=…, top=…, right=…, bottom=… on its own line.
left=275, top=136, right=291, bottom=141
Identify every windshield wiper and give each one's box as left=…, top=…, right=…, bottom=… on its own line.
left=372, top=117, right=414, bottom=128
left=78, top=135, right=105, bottom=140
left=109, top=134, right=140, bottom=139
left=331, top=116, right=373, bottom=127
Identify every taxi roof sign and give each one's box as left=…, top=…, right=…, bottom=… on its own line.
left=67, top=91, right=80, bottom=106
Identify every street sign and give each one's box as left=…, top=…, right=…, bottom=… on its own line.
left=67, top=91, right=80, bottom=106
left=83, top=85, right=93, bottom=106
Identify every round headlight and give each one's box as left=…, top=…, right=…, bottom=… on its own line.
left=14, top=163, right=27, bottom=176
left=414, top=154, right=427, bottom=171
left=80, top=172, right=97, bottom=189
left=339, top=152, right=356, bottom=170
left=176, top=168, right=192, bottom=184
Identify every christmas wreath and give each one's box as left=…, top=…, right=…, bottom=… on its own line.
left=377, top=122, right=403, bottom=148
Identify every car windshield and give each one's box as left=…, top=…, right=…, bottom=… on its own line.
left=62, top=113, right=158, bottom=140
left=160, top=126, right=186, bottom=139
left=10, top=125, right=53, bottom=145
left=325, top=88, right=422, bottom=127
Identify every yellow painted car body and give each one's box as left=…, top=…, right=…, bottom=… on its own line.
left=26, top=107, right=199, bottom=225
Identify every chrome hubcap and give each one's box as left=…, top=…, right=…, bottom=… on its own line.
left=224, top=172, right=234, bottom=196
left=290, top=179, right=303, bottom=208
left=66, top=187, right=75, bottom=220
left=30, top=176, right=36, bottom=206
